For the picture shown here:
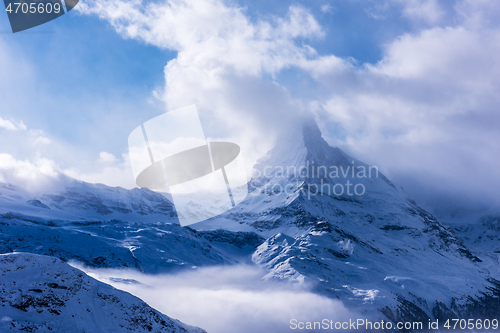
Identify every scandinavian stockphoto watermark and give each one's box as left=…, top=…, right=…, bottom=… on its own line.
left=128, top=105, right=248, bottom=227
left=249, top=161, right=379, bottom=199
left=3, top=0, right=79, bottom=33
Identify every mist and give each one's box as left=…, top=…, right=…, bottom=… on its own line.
left=72, top=263, right=361, bottom=333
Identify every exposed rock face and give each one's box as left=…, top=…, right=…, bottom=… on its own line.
left=0, top=253, right=206, bottom=333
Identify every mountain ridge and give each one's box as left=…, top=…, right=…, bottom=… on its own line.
left=0, top=252, right=206, bottom=333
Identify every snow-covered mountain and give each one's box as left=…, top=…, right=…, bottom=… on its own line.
left=1, top=119, right=499, bottom=328
left=0, top=252, right=205, bottom=333
left=448, top=214, right=500, bottom=276
left=0, top=180, right=177, bottom=223
left=194, top=120, right=500, bottom=322
left=0, top=213, right=263, bottom=273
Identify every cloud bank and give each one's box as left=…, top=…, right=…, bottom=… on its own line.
left=75, top=264, right=361, bottom=333
left=0, top=118, right=136, bottom=191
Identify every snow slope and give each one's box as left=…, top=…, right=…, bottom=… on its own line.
left=449, top=214, right=500, bottom=277
left=0, top=180, right=177, bottom=223
left=0, top=214, right=263, bottom=273
left=0, top=252, right=206, bottom=333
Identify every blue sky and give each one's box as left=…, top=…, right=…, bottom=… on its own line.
left=1, top=0, right=500, bottom=216
left=1, top=10, right=171, bottom=151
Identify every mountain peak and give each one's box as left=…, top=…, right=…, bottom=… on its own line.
left=302, top=120, right=354, bottom=168
left=246, top=118, right=391, bottom=206
left=302, top=117, right=323, bottom=143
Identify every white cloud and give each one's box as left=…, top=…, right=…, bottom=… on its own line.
left=63, top=152, right=136, bottom=189
left=0, top=153, right=63, bottom=192
left=77, top=0, right=328, bottom=74
left=455, top=0, right=500, bottom=30
left=320, top=4, right=333, bottom=13
left=275, top=5, right=324, bottom=40
left=61, top=151, right=137, bottom=189
left=400, top=0, right=445, bottom=24
left=0, top=120, right=135, bottom=190
left=99, top=151, right=117, bottom=163
left=74, top=264, right=361, bottom=333
left=368, top=26, right=499, bottom=81
left=33, top=136, right=52, bottom=145
left=365, top=0, right=445, bottom=24
left=0, top=117, right=26, bottom=131
left=314, top=1, right=500, bottom=212
left=76, top=0, right=342, bottom=95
